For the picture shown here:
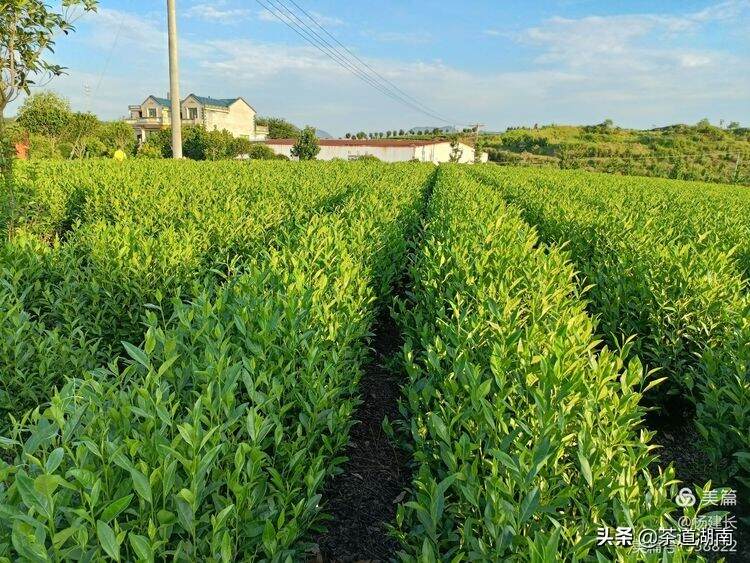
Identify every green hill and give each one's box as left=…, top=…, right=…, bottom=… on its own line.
left=479, top=122, right=750, bottom=185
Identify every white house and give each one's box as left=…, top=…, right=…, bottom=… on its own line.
left=126, top=94, right=269, bottom=143
left=265, top=139, right=488, bottom=163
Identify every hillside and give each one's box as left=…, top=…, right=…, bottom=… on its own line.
left=478, top=122, right=750, bottom=185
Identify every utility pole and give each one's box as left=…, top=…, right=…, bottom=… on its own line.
left=167, top=0, right=182, bottom=159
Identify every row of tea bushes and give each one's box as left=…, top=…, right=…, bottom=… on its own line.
left=472, top=165, right=750, bottom=488
left=0, top=162, right=398, bottom=429
left=393, top=166, right=682, bottom=560
left=0, top=164, right=433, bottom=561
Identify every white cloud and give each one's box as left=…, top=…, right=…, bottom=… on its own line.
left=308, top=10, right=345, bottom=27
left=198, top=39, right=344, bottom=79
left=186, top=4, right=253, bottom=23
left=84, top=7, right=166, bottom=54
left=522, top=1, right=750, bottom=68
left=8, top=1, right=749, bottom=134
left=242, top=0, right=749, bottom=132
left=679, top=53, right=713, bottom=68
left=257, top=8, right=344, bottom=27
left=691, top=0, right=750, bottom=22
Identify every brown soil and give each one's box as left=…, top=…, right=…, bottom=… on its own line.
left=648, top=402, right=749, bottom=562
left=313, top=307, right=410, bottom=562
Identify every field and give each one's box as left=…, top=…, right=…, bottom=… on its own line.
left=0, top=160, right=748, bottom=561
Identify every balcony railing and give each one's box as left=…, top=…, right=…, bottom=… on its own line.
left=125, top=118, right=270, bottom=138
left=125, top=116, right=170, bottom=126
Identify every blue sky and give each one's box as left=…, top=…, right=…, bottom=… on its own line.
left=12, top=0, right=750, bottom=134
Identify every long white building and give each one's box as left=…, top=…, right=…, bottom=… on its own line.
left=265, top=139, right=488, bottom=163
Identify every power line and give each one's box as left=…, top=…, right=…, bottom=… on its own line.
left=70, top=12, right=126, bottom=159
left=255, top=0, right=472, bottom=126
left=258, top=0, right=457, bottom=125
left=92, top=13, right=126, bottom=99
left=285, top=0, right=467, bottom=126
left=259, top=0, right=395, bottom=98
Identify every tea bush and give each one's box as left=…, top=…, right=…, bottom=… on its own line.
left=0, top=161, right=418, bottom=428
left=0, top=163, right=433, bottom=560
left=393, top=166, right=682, bottom=560
left=471, top=165, right=750, bottom=490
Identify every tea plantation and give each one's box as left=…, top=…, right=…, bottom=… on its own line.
left=0, top=160, right=747, bottom=561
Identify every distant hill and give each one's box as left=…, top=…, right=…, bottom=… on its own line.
left=315, top=129, right=333, bottom=139
left=479, top=123, right=750, bottom=186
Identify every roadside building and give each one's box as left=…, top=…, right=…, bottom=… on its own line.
left=125, top=94, right=269, bottom=144
left=265, top=138, right=488, bottom=163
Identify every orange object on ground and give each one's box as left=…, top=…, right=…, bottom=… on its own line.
left=14, top=141, right=29, bottom=160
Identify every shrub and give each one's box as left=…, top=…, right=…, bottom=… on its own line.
left=394, top=166, right=681, bottom=559
left=244, top=143, right=277, bottom=160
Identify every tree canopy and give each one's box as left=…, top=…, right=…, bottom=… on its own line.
left=256, top=116, right=300, bottom=139
left=17, top=91, right=71, bottom=138
left=291, top=126, right=320, bottom=161
left=1, top=0, right=98, bottom=118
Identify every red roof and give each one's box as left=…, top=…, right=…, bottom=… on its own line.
left=265, top=138, right=442, bottom=147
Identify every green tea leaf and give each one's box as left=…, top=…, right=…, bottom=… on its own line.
left=96, top=520, right=120, bottom=561
left=101, top=494, right=133, bottom=522
left=121, top=341, right=150, bottom=369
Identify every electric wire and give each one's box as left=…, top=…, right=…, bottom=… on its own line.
left=256, top=0, right=472, bottom=127
left=285, top=0, right=468, bottom=126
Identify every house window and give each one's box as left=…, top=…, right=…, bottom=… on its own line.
left=148, top=108, right=156, bottom=118
left=188, top=107, right=198, bottom=119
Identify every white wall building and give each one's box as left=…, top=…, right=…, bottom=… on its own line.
left=265, top=139, right=488, bottom=164
left=126, top=94, right=268, bottom=143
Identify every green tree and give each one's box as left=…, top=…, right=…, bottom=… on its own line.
left=1, top=0, right=97, bottom=237
left=65, top=111, right=100, bottom=158
left=136, top=142, right=163, bottom=159
left=143, top=126, right=255, bottom=160
left=256, top=116, right=300, bottom=139
left=229, top=136, right=253, bottom=158
left=28, top=133, right=60, bottom=159
left=16, top=91, right=72, bottom=153
left=182, top=126, right=210, bottom=160
left=290, top=126, right=320, bottom=160
left=449, top=135, right=463, bottom=163
left=97, top=121, right=137, bottom=155
left=204, top=128, right=234, bottom=160
left=474, top=138, right=485, bottom=164
left=142, top=128, right=172, bottom=157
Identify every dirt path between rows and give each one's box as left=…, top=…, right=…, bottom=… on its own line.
left=313, top=306, right=410, bottom=562
left=648, top=404, right=749, bottom=562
